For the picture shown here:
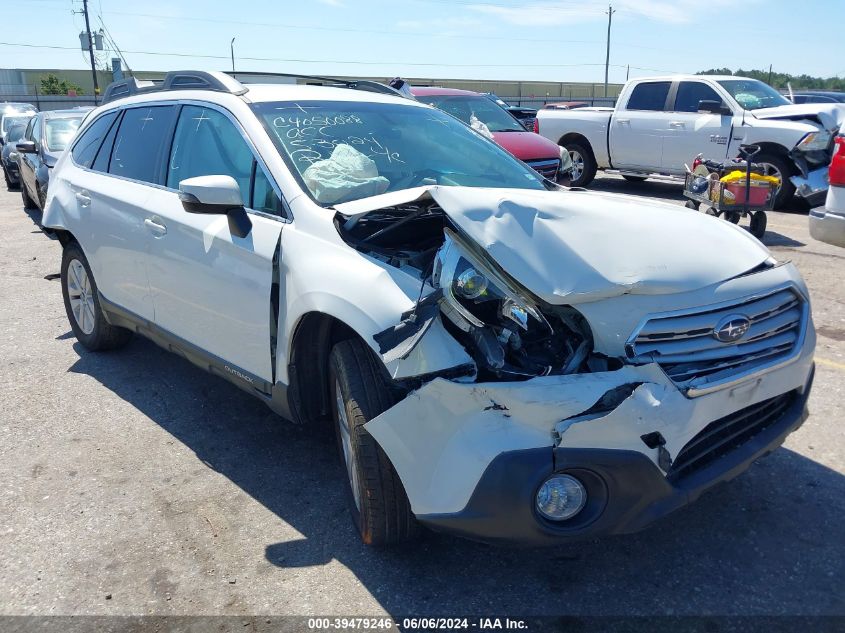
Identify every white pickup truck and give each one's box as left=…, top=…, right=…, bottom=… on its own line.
left=536, top=75, right=843, bottom=208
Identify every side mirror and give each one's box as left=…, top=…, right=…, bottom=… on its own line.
left=16, top=140, right=37, bottom=154
left=178, top=175, right=252, bottom=238
left=698, top=100, right=731, bottom=116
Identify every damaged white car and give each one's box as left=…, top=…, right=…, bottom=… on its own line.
left=42, top=72, right=816, bottom=546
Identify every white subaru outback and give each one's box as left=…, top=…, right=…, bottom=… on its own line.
left=42, top=71, right=816, bottom=546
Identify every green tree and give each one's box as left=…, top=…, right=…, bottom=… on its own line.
left=39, top=73, right=85, bottom=96
left=696, top=68, right=845, bottom=91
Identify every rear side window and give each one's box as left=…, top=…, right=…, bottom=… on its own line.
left=109, top=106, right=177, bottom=184
left=625, top=82, right=671, bottom=111
left=673, top=82, right=723, bottom=113
left=71, top=112, right=117, bottom=168
left=167, top=106, right=253, bottom=200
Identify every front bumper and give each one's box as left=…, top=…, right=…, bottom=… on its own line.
left=790, top=166, right=828, bottom=206
left=418, top=367, right=813, bottom=545
left=809, top=206, right=845, bottom=248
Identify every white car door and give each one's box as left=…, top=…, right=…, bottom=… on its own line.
left=144, top=104, right=285, bottom=387
left=660, top=80, right=734, bottom=173
left=608, top=81, right=672, bottom=172
left=69, top=107, right=179, bottom=321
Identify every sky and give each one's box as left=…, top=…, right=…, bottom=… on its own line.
left=1, top=0, right=843, bottom=85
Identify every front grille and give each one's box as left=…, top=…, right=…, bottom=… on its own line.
left=627, top=287, right=805, bottom=391
left=525, top=158, right=560, bottom=180
left=667, top=391, right=796, bottom=482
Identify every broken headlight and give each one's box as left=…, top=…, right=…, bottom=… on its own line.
left=796, top=130, right=832, bottom=152
left=432, top=229, right=594, bottom=378
left=434, top=229, right=550, bottom=336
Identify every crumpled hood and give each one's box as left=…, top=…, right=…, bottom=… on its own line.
left=431, top=187, right=771, bottom=304
left=751, top=104, right=844, bottom=129
left=336, top=186, right=771, bottom=304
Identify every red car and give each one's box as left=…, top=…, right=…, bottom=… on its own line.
left=410, top=87, right=562, bottom=181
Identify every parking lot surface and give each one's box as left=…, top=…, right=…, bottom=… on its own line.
left=1, top=176, right=843, bottom=617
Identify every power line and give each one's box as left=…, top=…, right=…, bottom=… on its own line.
left=0, top=40, right=651, bottom=70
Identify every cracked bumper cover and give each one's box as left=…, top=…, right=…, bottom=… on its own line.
left=419, top=368, right=810, bottom=546
left=365, top=330, right=815, bottom=545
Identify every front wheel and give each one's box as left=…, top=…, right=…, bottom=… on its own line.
left=749, top=211, right=767, bottom=239
left=565, top=142, right=597, bottom=187
left=21, top=182, right=35, bottom=210
left=755, top=153, right=795, bottom=210
left=61, top=242, right=133, bottom=351
left=329, top=339, right=419, bottom=545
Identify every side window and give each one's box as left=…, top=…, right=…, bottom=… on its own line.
left=167, top=106, right=252, bottom=202
left=109, top=106, right=177, bottom=184
left=625, top=82, right=671, bottom=111
left=31, top=117, right=42, bottom=147
left=92, top=112, right=121, bottom=173
left=673, top=82, right=724, bottom=113
left=71, top=112, right=117, bottom=169
left=251, top=164, right=283, bottom=215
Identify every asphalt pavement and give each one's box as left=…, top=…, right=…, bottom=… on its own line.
left=0, top=176, right=842, bottom=618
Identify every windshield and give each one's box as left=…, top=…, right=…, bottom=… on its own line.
left=717, top=79, right=791, bottom=110
left=2, top=116, right=30, bottom=134
left=252, top=100, right=544, bottom=205
left=416, top=94, right=524, bottom=132
left=45, top=117, right=83, bottom=151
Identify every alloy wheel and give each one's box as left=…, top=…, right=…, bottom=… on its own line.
left=335, top=379, right=361, bottom=510
left=569, top=150, right=584, bottom=182
left=66, top=259, right=96, bottom=335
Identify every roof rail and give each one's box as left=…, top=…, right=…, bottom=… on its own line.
left=102, top=76, right=159, bottom=103
left=102, top=71, right=248, bottom=104
left=101, top=70, right=405, bottom=105
left=225, top=71, right=405, bottom=98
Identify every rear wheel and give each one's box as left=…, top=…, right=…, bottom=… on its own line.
left=61, top=242, right=133, bottom=351
left=622, top=175, right=647, bottom=183
left=329, top=339, right=418, bottom=545
left=565, top=142, right=597, bottom=187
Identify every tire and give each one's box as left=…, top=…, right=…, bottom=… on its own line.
left=725, top=211, right=741, bottom=224
left=750, top=211, right=767, bottom=239
left=755, top=153, right=795, bottom=210
left=21, top=181, right=35, bottom=210
left=61, top=242, right=133, bottom=351
left=622, top=175, right=647, bottom=183
left=3, top=166, right=12, bottom=190
left=328, top=339, right=419, bottom=545
left=565, top=142, right=597, bottom=187
left=684, top=200, right=698, bottom=210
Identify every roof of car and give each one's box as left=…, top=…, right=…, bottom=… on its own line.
left=409, top=87, right=481, bottom=97
left=41, top=108, right=93, bottom=119
left=101, top=82, right=429, bottom=110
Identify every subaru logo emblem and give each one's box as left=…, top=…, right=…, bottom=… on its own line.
left=713, top=315, right=751, bottom=343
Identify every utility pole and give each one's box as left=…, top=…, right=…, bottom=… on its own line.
left=230, top=38, right=236, bottom=73
left=604, top=4, right=616, bottom=98
left=767, top=64, right=773, bottom=86
left=82, top=0, right=99, bottom=101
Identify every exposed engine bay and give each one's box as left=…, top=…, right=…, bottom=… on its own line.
left=336, top=201, right=618, bottom=380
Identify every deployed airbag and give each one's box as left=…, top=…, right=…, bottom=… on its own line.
left=303, top=144, right=390, bottom=204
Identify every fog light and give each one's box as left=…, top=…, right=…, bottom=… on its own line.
left=536, top=474, right=587, bottom=521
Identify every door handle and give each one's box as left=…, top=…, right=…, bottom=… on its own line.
left=669, top=121, right=685, bottom=128
left=144, top=217, right=167, bottom=236
left=75, top=191, right=91, bottom=206
left=616, top=118, right=630, bottom=125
